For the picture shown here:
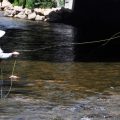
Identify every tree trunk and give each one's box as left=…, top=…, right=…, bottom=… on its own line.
left=23, top=0, right=26, bottom=8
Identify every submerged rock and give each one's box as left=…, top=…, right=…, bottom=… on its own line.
left=81, top=117, right=91, bottom=120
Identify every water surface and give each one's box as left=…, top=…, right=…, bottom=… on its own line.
left=0, top=12, right=120, bottom=119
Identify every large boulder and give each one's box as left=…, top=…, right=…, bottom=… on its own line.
left=14, top=6, right=24, bottom=13
left=46, top=8, right=72, bottom=22
left=4, top=9, right=14, bottom=17
left=24, top=8, right=32, bottom=15
left=1, top=0, right=12, bottom=8
left=43, top=8, right=52, bottom=16
left=28, top=12, right=36, bottom=20
left=14, top=11, right=27, bottom=19
left=34, top=8, right=43, bottom=15
left=35, top=15, right=45, bottom=21
left=46, top=11, right=62, bottom=22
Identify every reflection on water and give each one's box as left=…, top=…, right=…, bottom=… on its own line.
left=0, top=12, right=120, bottom=119
left=1, top=60, right=120, bottom=104
left=10, top=61, right=120, bottom=103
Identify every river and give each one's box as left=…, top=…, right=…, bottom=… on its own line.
left=0, top=12, right=120, bottom=120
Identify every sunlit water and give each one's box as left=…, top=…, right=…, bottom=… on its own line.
left=0, top=12, right=120, bottom=119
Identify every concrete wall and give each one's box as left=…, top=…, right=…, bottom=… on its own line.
left=65, top=0, right=74, bottom=10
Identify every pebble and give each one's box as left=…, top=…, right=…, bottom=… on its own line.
left=81, top=117, right=91, bottom=120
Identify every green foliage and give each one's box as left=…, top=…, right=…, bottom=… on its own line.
left=18, top=0, right=25, bottom=6
left=10, top=0, right=57, bottom=8
left=59, top=0, right=64, bottom=7
left=39, top=0, right=56, bottom=8
left=13, top=0, right=19, bottom=6
left=34, top=0, right=41, bottom=8
left=26, top=0, right=35, bottom=9
left=8, top=0, right=14, bottom=3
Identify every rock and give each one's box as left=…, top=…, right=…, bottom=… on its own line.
left=43, top=8, right=52, bottom=16
left=1, top=0, right=13, bottom=8
left=0, top=0, right=13, bottom=11
left=14, top=11, right=27, bottom=19
left=40, top=9, right=45, bottom=15
left=34, top=8, right=39, bottom=13
left=45, top=8, right=72, bottom=22
left=46, top=11, right=62, bottom=22
left=34, top=8, right=42, bottom=14
left=10, top=9, right=16, bottom=16
left=4, top=9, right=14, bottom=17
left=28, top=12, right=36, bottom=20
left=3, top=5, right=14, bottom=11
left=24, top=8, right=32, bottom=15
left=14, top=6, right=24, bottom=12
left=35, top=15, right=45, bottom=21
left=81, top=117, right=91, bottom=120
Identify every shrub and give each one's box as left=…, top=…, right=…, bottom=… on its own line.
left=59, top=0, right=64, bottom=7
left=10, top=0, right=57, bottom=8
left=39, top=0, right=57, bottom=8
left=8, top=0, right=14, bottom=3
left=13, top=0, right=19, bottom=6
left=26, top=0, right=35, bottom=9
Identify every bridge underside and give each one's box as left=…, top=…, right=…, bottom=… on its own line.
left=73, top=0, right=120, bottom=26
left=71, top=0, right=120, bottom=41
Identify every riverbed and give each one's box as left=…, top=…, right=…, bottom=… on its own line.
left=0, top=12, right=120, bottom=120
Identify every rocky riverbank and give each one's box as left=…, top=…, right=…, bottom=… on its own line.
left=0, top=0, right=72, bottom=23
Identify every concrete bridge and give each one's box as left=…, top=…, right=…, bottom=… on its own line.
left=65, top=0, right=120, bottom=27
left=64, top=0, right=74, bottom=10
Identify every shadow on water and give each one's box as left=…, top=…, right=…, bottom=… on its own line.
left=73, top=25, right=120, bottom=61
